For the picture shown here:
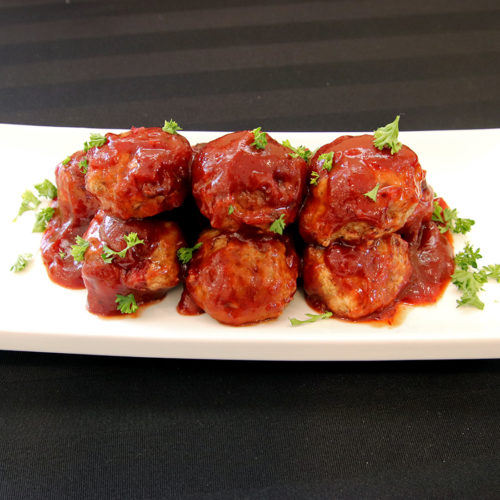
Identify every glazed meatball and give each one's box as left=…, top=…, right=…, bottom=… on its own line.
left=41, top=212, right=90, bottom=289
left=82, top=210, right=185, bottom=316
left=55, top=150, right=100, bottom=221
left=303, top=233, right=412, bottom=320
left=399, top=183, right=434, bottom=243
left=299, top=134, right=424, bottom=246
left=192, top=130, right=308, bottom=232
left=182, top=229, right=299, bottom=325
left=86, top=127, right=192, bottom=220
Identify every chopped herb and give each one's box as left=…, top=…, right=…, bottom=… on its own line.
left=162, top=119, right=182, bottom=134
left=432, top=200, right=475, bottom=234
left=10, top=253, right=33, bottom=272
left=70, top=235, right=90, bottom=262
left=177, top=242, right=203, bottom=264
left=78, top=158, right=88, bottom=174
left=282, top=139, right=312, bottom=162
left=62, top=156, right=71, bottom=165
left=116, top=293, right=138, bottom=314
left=318, top=152, right=333, bottom=172
left=84, top=133, right=107, bottom=152
left=373, top=115, right=402, bottom=154
left=310, top=171, right=320, bottom=185
left=290, top=311, right=333, bottom=326
left=16, top=190, right=41, bottom=218
left=451, top=244, right=500, bottom=309
left=251, top=127, right=267, bottom=150
left=228, top=205, right=235, bottom=215
left=59, top=250, right=66, bottom=259
left=364, top=183, right=380, bottom=202
left=102, top=232, right=145, bottom=263
left=32, top=207, right=55, bottom=232
left=269, top=214, right=286, bottom=235
left=35, top=179, right=57, bottom=200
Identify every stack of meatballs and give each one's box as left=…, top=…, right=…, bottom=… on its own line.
left=40, top=122, right=454, bottom=325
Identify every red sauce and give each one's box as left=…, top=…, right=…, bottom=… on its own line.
left=177, top=287, right=205, bottom=316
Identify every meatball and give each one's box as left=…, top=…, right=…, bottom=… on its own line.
left=55, top=150, right=100, bottom=221
left=303, top=233, right=412, bottom=320
left=81, top=210, right=185, bottom=316
left=86, top=127, right=192, bottom=220
left=182, top=229, right=299, bottom=325
left=299, top=134, right=424, bottom=246
left=40, top=211, right=90, bottom=289
left=192, top=130, right=308, bottom=232
left=399, top=183, right=434, bottom=243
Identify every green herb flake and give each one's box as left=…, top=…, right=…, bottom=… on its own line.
left=269, top=214, right=286, bottom=235
left=16, top=190, right=41, bottom=218
left=162, top=119, right=182, bottom=134
left=84, top=133, right=107, bottom=152
left=78, top=158, right=88, bottom=174
left=228, top=205, right=235, bottom=215
left=62, top=156, right=71, bottom=166
left=251, top=127, right=267, bottom=150
left=35, top=179, right=57, bottom=200
left=364, top=183, right=380, bottom=202
left=432, top=200, right=475, bottom=234
left=373, top=115, right=402, bottom=154
left=32, top=207, right=55, bottom=232
left=310, top=171, right=320, bottom=185
left=318, top=152, right=334, bottom=172
left=102, top=232, right=145, bottom=263
left=177, top=242, right=203, bottom=264
left=282, top=139, right=312, bottom=162
left=70, top=235, right=90, bottom=262
left=10, top=253, right=33, bottom=272
left=290, top=311, right=333, bottom=326
left=116, top=293, right=138, bottom=314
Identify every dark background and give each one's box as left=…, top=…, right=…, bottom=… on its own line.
left=1, top=1, right=500, bottom=499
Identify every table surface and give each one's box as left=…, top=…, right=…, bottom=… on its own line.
left=1, top=1, right=500, bottom=499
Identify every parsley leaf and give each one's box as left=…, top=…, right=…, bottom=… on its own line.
left=10, top=253, right=33, bottom=272
left=310, top=171, right=320, bottom=185
left=116, top=293, right=138, bottom=314
left=455, top=243, right=482, bottom=270
left=484, top=264, right=500, bottom=283
left=251, top=127, right=267, bottom=150
left=84, top=133, right=107, bottom=152
left=228, top=205, right=235, bottom=215
left=269, top=214, right=286, bottom=235
left=162, top=119, right=182, bottom=134
left=177, top=242, right=203, bottom=264
left=373, top=115, right=402, bottom=154
left=432, top=200, right=475, bottom=234
left=318, top=152, right=333, bottom=172
left=59, top=250, right=66, bottom=259
left=71, top=236, right=90, bottom=262
left=364, top=183, right=380, bottom=202
left=35, top=179, right=57, bottom=200
left=32, top=207, right=55, bottom=232
left=62, top=156, right=71, bottom=165
left=290, top=312, right=333, bottom=326
left=282, top=139, right=312, bottom=162
left=102, top=232, right=145, bottom=263
left=16, top=190, right=41, bottom=218
left=78, top=158, right=88, bottom=174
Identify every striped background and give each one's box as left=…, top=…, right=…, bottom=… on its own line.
left=1, top=0, right=499, bottom=131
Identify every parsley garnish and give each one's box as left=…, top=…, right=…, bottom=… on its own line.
left=32, top=207, right=55, bottom=232
left=177, top=242, right=203, bottom=264
left=318, top=152, right=333, bottom=172
left=84, top=133, right=107, bottom=152
left=451, top=244, right=500, bottom=309
left=373, top=115, right=402, bottom=154
left=102, top=232, right=145, bottom=263
left=310, top=171, right=320, bottom=185
left=35, top=179, right=57, bottom=200
left=432, top=200, right=475, bottom=234
left=364, top=183, right=380, bottom=202
left=251, top=127, right=267, bottom=150
left=78, top=158, right=88, bottom=174
left=10, top=253, right=33, bottom=272
left=282, top=139, right=312, bottom=162
left=62, top=156, right=71, bottom=166
left=70, top=235, right=90, bottom=262
left=289, top=311, right=333, bottom=326
left=162, top=119, right=182, bottom=134
left=116, top=293, right=138, bottom=314
left=59, top=250, right=66, bottom=259
left=269, top=214, right=286, bottom=235
left=228, top=205, right=235, bottom=215
left=16, top=190, right=41, bottom=218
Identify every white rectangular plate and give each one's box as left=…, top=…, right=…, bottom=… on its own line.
left=1, top=124, right=500, bottom=360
